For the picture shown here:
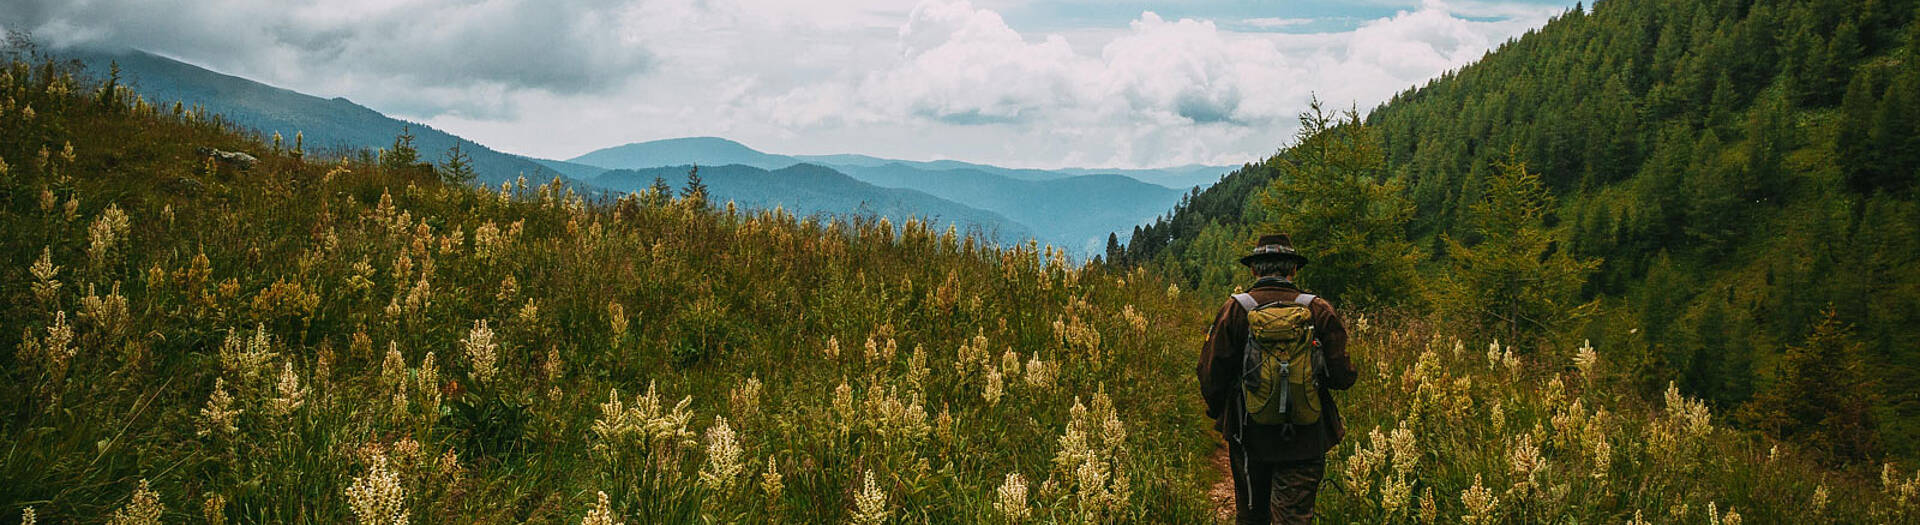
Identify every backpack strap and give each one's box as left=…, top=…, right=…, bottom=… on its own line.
left=1231, top=293, right=1259, bottom=312
left=1293, top=293, right=1317, bottom=306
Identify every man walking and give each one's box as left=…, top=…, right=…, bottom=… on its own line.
left=1198, top=234, right=1357, bottom=524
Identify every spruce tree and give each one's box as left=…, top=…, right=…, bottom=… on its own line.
left=1254, top=99, right=1422, bottom=306
left=681, top=164, right=709, bottom=206
left=1837, top=68, right=1878, bottom=193
left=439, top=142, right=476, bottom=185
left=647, top=176, right=673, bottom=207
left=381, top=125, right=420, bottom=173
left=1737, top=308, right=1879, bottom=464
left=1439, top=149, right=1600, bottom=340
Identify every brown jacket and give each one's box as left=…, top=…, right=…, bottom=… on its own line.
left=1197, top=277, right=1357, bottom=462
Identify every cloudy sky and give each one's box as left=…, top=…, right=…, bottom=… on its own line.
left=5, top=0, right=1578, bottom=169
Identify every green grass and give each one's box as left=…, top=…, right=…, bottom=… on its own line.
left=3, top=56, right=1917, bottom=524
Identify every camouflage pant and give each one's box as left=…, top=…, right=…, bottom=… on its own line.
left=1228, top=447, right=1325, bottom=525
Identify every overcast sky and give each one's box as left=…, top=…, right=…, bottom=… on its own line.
left=5, top=0, right=1578, bottom=169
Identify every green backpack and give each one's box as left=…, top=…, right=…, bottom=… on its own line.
left=1233, top=292, right=1324, bottom=428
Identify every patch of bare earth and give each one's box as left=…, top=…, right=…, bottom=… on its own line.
left=1209, top=438, right=1235, bottom=523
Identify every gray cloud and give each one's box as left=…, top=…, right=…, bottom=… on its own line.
left=2, top=0, right=652, bottom=117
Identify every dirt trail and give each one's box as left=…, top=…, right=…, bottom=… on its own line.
left=1209, top=439, right=1236, bottom=523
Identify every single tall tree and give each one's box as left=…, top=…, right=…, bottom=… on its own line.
left=439, top=142, right=476, bottom=185
left=381, top=125, right=420, bottom=173
left=681, top=164, right=708, bottom=206
left=1439, top=148, right=1600, bottom=340
left=1255, top=98, right=1422, bottom=306
left=1737, top=307, right=1879, bottom=464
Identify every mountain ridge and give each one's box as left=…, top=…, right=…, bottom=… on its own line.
left=61, top=48, right=565, bottom=186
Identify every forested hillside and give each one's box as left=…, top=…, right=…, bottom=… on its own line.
left=1121, top=0, right=1920, bottom=461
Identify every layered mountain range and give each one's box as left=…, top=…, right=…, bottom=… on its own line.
left=60, top=48, right=1229, bottom=254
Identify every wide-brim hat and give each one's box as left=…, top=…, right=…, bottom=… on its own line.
left=1238, top=233, right=1309, bottom=267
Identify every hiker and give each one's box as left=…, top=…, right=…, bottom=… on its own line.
left=1198, top=233, right=1357, bottom=524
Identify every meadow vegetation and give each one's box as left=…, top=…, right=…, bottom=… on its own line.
left=3, top=48, right=1919, bottom=524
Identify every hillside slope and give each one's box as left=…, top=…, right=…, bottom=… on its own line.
left=4, top=50, right=1918, bottom=525
left=62, top=48, right=561, bottom=185
left=1126, top=0, right=1920, bottom=459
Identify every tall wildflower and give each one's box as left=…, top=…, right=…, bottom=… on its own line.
left=832, top=380, right=857, bottom=434
left=416, top=352, right=442, bottom=424
left=1509, top=434, right=1544, bottom=496
left=543, top=346, right=564, bottom=401
left=1572, top=339, right=1598, bottom=382
left=608, top=301, right=628, bottom=339
left=898, top=344, right=927, bottom=391
left=198, top=377, right=241, bottom=438
left=20, top=507, right=34, bottom=525
left=23, top=311, right=75, bottom=380
left=266, top=361, right=308, bottom=417
left=1120, top=305, right=1148, bottom=334
left=1886, top=463, right=1920, bottom=511
left=203, top=493, right=227, bottom=525
left=86, top=203, right=132, bottom=266
left=1050, top=393, right=1132, bottom=519
left=760, top=459, right=785, bottom=502
left=590, top=381, right=697, bottom=466
left=106, top=479, right=164, bottom=525
left=1460, top=474, right=1499, bottom=525
left=346, top=453, right=408, bottom=525
left=462, top=320, right=498, bottom=385
left=79, top=282, right=130, bottom=342
left=982, top=365, right=1005, bottom=406
left=579, top=491, right=623, bottom=525
left=729, top=376, right=762, bottom=422
left=861, top=385, right=931, bottom=443
left=998, top=349, right=1021, bottom=379
left=995, top=472, right=1031, bottom=523
left=850, top=470, right=890, bottom=525
left=218, top=325, right=276, bottom=385
left=1023, top=354, right=1054, bottom=391
left=1380, top=425, right=1419, bottom=516
left=28, top=247, right=60, bottom=305
left=699, top=417, right=745, bottom=493
left=382, top=342, right=410, bottom=424
left=823, top=335, right=840, bottom=359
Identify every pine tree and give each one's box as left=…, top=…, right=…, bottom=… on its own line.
left=1439, top=149, right=1601, bottom=341
left=1104, top=233, right=1123, bottom=266
left=681, top=164, right=709, bottom=206
left=1837, top=68, right=1878, bottom=193
left=439, top=142, right=476, bottom=185
left=1255, top=99, right=1422, bottom=306
left=381, top=125, right=420, bottom=173
left=1866, top=61, right=1919, bottom=193
left=1737, top=307, right=1879, bottom=464
left=647, top=176, right=673, bottom=207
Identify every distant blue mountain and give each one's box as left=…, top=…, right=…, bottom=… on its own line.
left=829, top=164, right=1184, bottom=254
left=571, top=137, right=800, bottom=172
left=62, top=48, right=563, bottom=185
left=591, top=164, right=1036, bottom=244
left=792, top=153, right=1231, bottom=189
left=572, top=138, right=1211, bottom=253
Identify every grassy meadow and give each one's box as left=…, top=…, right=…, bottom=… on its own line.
left=3, top=56, right=1919, bottom=524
